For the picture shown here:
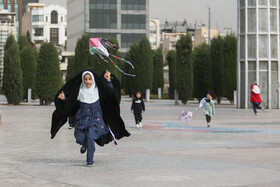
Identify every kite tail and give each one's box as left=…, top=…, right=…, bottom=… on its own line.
left=108, top=57, right=136, bottom=77
left=110, top=55, right=134, bottom=69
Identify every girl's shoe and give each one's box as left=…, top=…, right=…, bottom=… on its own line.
left=80, top=146, right=87, bottom=154
left=136, top=124, right=140, bottom=128
left=139, top=122, right=142, bottom=127
left=207, top=123, right=210, bottom=128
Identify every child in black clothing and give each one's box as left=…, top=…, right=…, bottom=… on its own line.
left=131, top=91, right=145, bottom=128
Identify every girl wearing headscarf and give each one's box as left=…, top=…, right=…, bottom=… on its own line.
left=51, top=70, right=130, bottom=166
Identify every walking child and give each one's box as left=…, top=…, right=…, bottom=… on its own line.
left=250, top=81, right=264, bottom=116
left=51, top=70, right=130, bottom=166
left=196, top=92, right=215, bottom=127
left=131, top=91, right=145, bottom=128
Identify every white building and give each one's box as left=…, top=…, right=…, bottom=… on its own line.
left=22, top=3, right=67, bottom=48
left=149, top=19, right=160, bottom=49
left=0, top=9, right=17, bottom=85
left=237, top=0, right=280, bottom=109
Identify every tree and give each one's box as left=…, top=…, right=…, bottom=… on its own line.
left=20, top=46, right=37, bottom=100
left=224, top=34, right=237, bottom=103
left=66, top=56, right=75, bottom=82
left=74, top=34, right=92, bottom=74
left=211, top=35, right=225, bottom=103
left=36, top=42, right=62, bottom=105
left=166, top=50, right=177, bottom=97
left=17, top=35, right=29, bottom=51
left=176, top=34, right=193, bottom=104
left=128, top=37, right=153, bottom=96
left=3, top=35, right=23, bottom=105
left=152, top=47, right=164, bottom=94
left=193, top=43, right=212, bottom=100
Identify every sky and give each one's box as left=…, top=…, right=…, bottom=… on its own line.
left=149, top=0, right=237, bottom=33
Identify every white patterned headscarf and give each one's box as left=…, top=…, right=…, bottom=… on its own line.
left=77, top=71, right=99, bottom=103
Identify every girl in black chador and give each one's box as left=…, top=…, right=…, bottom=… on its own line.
left=51, top=70, right=130, bottom=166
left=131, top=91, right=145, bottom=128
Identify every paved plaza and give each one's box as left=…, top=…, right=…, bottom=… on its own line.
left=0, top=95, right=280, bottom=187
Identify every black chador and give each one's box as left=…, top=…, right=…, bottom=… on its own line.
left=51, top=70, right=130, bottom=146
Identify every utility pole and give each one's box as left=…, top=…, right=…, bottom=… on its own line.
left=208, top=6, right=211, bottom=45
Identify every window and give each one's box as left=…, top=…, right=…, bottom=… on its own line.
left=61, top=16, right=63, bottom=22
left=51, top=10, right=58, bottom=24
left=50, top=28, right=59, bottom=45
left=121, top=15, right=146, bottom=29
left=34, top=28, right=43, bottom=36
left=32, top=15, right=44, bottom=22
left=121, top=33, right=145, bottom=48
left=65, top=28, right=67, bottom=36
left=89, top=0, right=117, bottom=28
left=121, top=0, right=146, bottom=10
left=46, top=16, right=48, bottom=22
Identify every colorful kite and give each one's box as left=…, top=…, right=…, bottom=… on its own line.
left=89, top=38, right=135, bottom=77
left=179, top=110, right=193, bottom=123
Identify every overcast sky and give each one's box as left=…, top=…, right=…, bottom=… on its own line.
left=149, top=0, right=237, bottom=33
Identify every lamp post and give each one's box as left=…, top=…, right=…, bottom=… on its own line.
left=208, top=6, right=211, bottom=45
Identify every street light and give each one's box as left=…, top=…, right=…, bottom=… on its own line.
left=208, top=6, right=211, bottom=45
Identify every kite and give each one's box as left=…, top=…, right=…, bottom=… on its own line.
left=89, top=38, right=135, bottom=77
left=179, top=110, right=193, bottom=123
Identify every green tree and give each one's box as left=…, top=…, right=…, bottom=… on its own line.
left=224, top=34, right=237, bottom=103
left=127, top=37, right=153, bottom=95
left=17, top=35, right=29, bottom=51
left=152, top=47, right=164, bottom=94
left=20, top=46, right=37, bottom=100
left=176, top=34, right=193, bottom=104
left=66, top=56, right=75, bottom=82
left=166, top=50, right=177, bottom=97
left=3, top=35, right=23, bottom=105
left=36, top=42, right=62, bottom=105
left=211, top=35, right=225, bottom=103
left=74, top=34, right=92, bottom=74
left=193, top=43, right=212, bottom=100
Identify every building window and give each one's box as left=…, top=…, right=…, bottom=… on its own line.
left=51, top=10, right=58, bottom=24
left=46, top=16, right=48, bottom=22
left=65, top=28, right=67, bottom=36
left=121, top=33, right=145, bottom=48
left=121, top=14, right=146, bottom=29
left=32, top=15, right=44, bottom=22
left=34, top=28, right=43, bottom=36
left=50, top=28, right=59, bottom=45
left=121, top=0, right=146, bottom=11
left=61, top=16, right=63, bottom=22
left=89, top=0, right=117, bottom=29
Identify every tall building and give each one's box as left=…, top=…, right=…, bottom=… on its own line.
left=0, top=0, right=22, bottom=37
left=67, top=0, right=149, bottom=53
left=237, top=0, right=280, bottom=109
left=0, top=9, right=17, bottom=85
left=22, top=0, right=38, bottom=15
left=22, top=2, right=67, bottom=47
left=192, top=25, right=219, bottom=49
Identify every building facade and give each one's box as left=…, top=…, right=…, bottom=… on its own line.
left=149, top=19, right=160, bottom=49
left=22, top=0, right=38, bottom=15
left=0, top=0, right=22, bottom=37
left=22, top=3, right=67, bottom=47
left=0, top=9, right=16, bottom=85
left=237, top=0, right=280, bottom=109
left=192, top=25, right=219, bottom=49
left=67, top=0, right=149, bottom=53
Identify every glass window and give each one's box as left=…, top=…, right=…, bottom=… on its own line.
left=32, top=15, right=44, bottom=22
left=271, top=35, right=278, bottom=58
left=248, top=8, right=256, bottom=32
left=50, top=28, right=59, bottom=45
left=259, top=0, right=268, bottom=6
left=34, top=28, right=43, bottom=36
left=61, top=16, right=63, bottom=22
left=248, top=34, right=256, bottom=58
left=0, top=0, right=3, bottom=3
left=258, top=8, right=268, bottom=32
left=270, top=8, right=277, bottom=32
left=259, top=34, right=268, bottom=58
left=121, top=33, right=145, bottom=48
left=121, top=0, right=146, bottom=10
left=121, top=14, right=146, bottom=29
left=51, top=10, right=58, bottom=24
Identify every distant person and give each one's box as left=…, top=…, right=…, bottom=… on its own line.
left=196, top=92, right=215, bottom=127
left=131, top=91, right=145, bottom=128
left=250, top=81, right=264, bottom=116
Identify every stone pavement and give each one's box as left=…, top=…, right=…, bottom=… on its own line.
left=1, top=95, right=280, bottom=187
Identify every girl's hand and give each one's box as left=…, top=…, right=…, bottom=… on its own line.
left=196, top=107, right=199, bottom=110
left=58, top=91, right=65, bottom=100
